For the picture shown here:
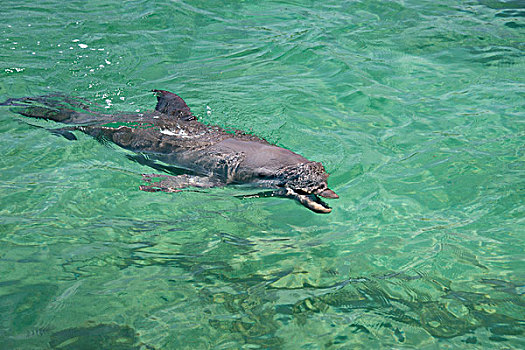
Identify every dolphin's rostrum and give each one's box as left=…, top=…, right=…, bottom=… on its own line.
left=2, top=90, right=338, bottom=213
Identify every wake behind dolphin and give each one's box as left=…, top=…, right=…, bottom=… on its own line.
left=2, top=90, right=338, bottom=213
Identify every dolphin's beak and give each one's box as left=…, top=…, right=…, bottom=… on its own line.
left=319, top=188, right=339, bottom=199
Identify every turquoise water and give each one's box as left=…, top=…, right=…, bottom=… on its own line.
left=1, top=0, right=524, bottom=348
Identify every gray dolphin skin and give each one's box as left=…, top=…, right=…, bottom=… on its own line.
left=1, top=90, right=338, bottom=213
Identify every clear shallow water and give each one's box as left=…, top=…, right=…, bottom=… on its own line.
left=0, top=0, right=524, bottom=348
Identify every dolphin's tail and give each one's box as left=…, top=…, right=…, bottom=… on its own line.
left=1, top=94, right=103, bottom=125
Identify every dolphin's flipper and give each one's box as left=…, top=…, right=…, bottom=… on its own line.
left=49, top=127, right=78, bottom=140
left=126, top=154, right=197, bottom=176
left=139, top=173, right=222, bottom=193
left=152, top=90, right=196, bottom=121
left=20, top=122, right=78, bottom=141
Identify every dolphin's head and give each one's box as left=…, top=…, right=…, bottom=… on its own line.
left=279, top=162, right=338, bottom=213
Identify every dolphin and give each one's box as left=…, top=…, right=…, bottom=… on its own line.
left=1, top=90, right=338, bottom=213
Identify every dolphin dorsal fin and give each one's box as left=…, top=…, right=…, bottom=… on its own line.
left=153, top=90, right=196, bottom=121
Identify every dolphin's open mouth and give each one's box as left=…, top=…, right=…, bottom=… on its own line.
left=285, top=189, right=334, bottom=213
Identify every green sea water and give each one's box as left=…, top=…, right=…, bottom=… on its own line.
left=0, top=0, right=524, bottom=349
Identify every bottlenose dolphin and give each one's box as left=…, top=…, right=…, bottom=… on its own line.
left=1, top=90, right=338, bottom=213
